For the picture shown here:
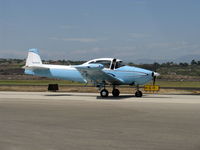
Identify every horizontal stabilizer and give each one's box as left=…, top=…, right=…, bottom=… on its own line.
left=23, top=65, right=49, bottom=70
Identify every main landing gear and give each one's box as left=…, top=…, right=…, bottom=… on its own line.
left=112, top=89, right=120, bottom=97
left=100, top=85, right=120, bottom=97
left=100, top=89, right=109, bottom=97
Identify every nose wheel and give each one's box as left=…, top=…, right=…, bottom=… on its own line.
left=135, top=85, right=143, bottom=97
left=135, top=90, right=143, bottom=97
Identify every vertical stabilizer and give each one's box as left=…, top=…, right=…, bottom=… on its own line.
left=25, top=48, right=42, bottom=66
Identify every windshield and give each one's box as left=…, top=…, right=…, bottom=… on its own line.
left=89, top=60, right=111, bottom=68
left=115, top=61, right=125, bottom=69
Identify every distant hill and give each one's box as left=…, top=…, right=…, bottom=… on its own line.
left=175, top=55, right=200, bottom=63
left=134, top=55, right=200, bottom=64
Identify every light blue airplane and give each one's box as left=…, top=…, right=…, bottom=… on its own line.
left=24, top=48, right=159, bottom=97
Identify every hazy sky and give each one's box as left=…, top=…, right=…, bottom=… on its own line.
left=0, top=0, right=200, bottom=63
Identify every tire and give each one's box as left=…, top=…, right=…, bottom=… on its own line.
left=112, top=89, right=120, bottom=97
left=135, top=90, right=143, bottom=97
left=100, top=89, right=109, bottom=97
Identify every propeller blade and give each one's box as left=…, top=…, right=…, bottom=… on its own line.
left=152, top=72, right=160, bottom=85
left=152, top=63, right=160, bottom=85
left=153, top=76, right=156, bottom=85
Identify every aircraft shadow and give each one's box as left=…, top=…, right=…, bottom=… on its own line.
left=45, top=94, right=74, bottom=97
left=45, top=93, right=171, bottom=99
left=45, top=94, right=135, bottom=99
left=45, top=94, right=96, bottom=97
left=96, top=95, right=171, bottom=100
left=96, top=95, right=135, bottom=100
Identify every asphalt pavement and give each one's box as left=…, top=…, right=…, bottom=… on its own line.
left=0, top=92, right=200, bottom=150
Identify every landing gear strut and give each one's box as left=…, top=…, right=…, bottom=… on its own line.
left=135, top=85, right=143, bottom=97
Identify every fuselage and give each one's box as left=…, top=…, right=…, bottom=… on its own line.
left=25, top=64, right=154, bottom=85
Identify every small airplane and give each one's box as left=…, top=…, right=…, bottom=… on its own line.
left=24, top=48, right=160, bottom=97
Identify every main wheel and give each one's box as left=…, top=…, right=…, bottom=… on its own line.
left=112, top=89, right=120, bottom=97
left=135, top=90, right=143, bottom=97
left=100, top=89, right=109, bottom=97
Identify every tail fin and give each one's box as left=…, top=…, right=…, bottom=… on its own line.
left=25, top=48, right=42, bottom=66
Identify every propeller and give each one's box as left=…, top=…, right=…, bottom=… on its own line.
left=153, top=74, right=156, bottom=85
left=152, top=63, right=160, bottom=85
left=152, top=72, right=160, bottom=85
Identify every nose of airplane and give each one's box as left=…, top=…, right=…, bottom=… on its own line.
left=151, top=72, right=160, bottom=77
left=154, top=72, right=160, bottom=77
left=151, top=71, right=160, bottom=85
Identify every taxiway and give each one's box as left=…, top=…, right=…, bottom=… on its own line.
left=0, top=92, right=200, bottom=150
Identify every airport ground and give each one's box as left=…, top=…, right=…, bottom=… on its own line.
left=0, top=79, right=200, bottom=95
left=0, top=92, right=200, bottom=150
left=0, top=84, right=200, bottom=95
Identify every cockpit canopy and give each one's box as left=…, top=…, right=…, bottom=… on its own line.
left=83, top=58, right=125, bottom=70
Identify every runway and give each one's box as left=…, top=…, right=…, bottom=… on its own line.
left=0, top=92, right=200, bottom=150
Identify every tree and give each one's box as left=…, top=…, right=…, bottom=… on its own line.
left=191, top=59, right=197, bottom=65
left=179, top=62, right=188, bottom=67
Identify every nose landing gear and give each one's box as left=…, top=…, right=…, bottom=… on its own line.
left=135, top=90, right=143, bottom=97
left=135, top=85, right=143, bottom=97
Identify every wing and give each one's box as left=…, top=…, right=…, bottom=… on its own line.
left=75, top=64, right=124, bottom=85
